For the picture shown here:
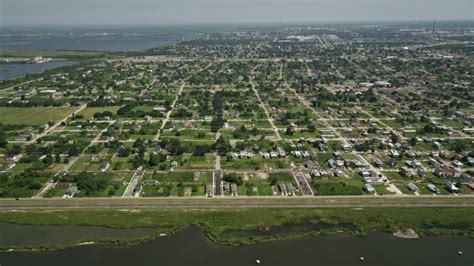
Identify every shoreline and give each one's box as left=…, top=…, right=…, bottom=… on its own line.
left=0, top=225, right=470, bottom=253
left=0, top=207, right=472, bottom=252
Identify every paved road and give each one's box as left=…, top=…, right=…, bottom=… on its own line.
left=293, top=170, right=314, bottom=196
left=214, top=169, right=222, bottom=196
left=122, top=169, right=144, bottom=197
left=0, top=201, right=472, bottom=210
left=249, top=75, right=282, bottom=140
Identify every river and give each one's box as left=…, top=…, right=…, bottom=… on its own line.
left=0, top=226, right=472, bottom=266
left=0, top=61, right=78, bottom=80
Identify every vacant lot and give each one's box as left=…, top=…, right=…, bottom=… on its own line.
left=78, top=106, right=120, bottom=119
left=0, top=107, right=77, bottom=125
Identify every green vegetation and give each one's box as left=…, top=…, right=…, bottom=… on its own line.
left=0, top=107, right=78, bottom=125
left=0, top=207, right=472, bottom=250
left=312, top=180, right=364, bottom=195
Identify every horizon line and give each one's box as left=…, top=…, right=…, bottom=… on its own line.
left=2, top=18, right=474, bottom=29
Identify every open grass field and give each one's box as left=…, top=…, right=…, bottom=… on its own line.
left=0, top=107, right=77, bottom=125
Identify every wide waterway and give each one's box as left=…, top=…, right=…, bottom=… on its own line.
left=0, top=226, right=472, bottom=266
left=0, top=222, right=159, bottom=246
left=0, top=61, right=77, bottom=80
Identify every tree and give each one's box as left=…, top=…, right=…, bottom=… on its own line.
left=213, top=136, right=231, bottom=156
left=42, top=154, right=54, bottom=166
left=118, top=147, right=131, bottom=157
left=389, top=132, right=399, bottom=144
left=307, top=124, right=316, bottom=132
left=193, top=144, right=212, bottom=156
left=223, top=173, right=242, bottom=186
left=6, top=144, right=22, bottom=157
left=74, top=172, right=109, bottom=195
left=149, top=152, right=166, bottom=166
left=0, top=134, right=7, bottom=148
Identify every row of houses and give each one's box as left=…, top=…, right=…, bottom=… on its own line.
left=360, top=170, right=384, bottom=185
left=277, top=183, right=295, bottom=196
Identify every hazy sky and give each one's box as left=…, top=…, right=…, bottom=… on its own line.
left=1, top=0, right=473, bottom=26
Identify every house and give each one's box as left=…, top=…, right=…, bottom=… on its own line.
left=452, top=160, right=463, bottom=168
left=229, top=152, right=239, bottom=160
left=305, top=160, right=318, bottom=169
left=364, top=184, right=376, bottom=194
left=193, top=172, right=200, bottom=182
left=445, top=181, right=459, bottom=193
left=286, top=183, right=295, bottom=196
left=426, top=184, right=440, bottom=193
left=336, top=160, right=345, bottom=168
left=374, top=80, right=391, bottom=87
left=110, top=179, right=125, bottom=186
left=344, top=160, right=354, bottom=168
left=204, top=116, right=213, bottom=122
left=372, top=158, right=383, bottom=167
left=14, top=134, right=31, bottom=141
left=400, top=167, right=418, bottom=178
left=434, top=167, right=458, bottom=178
left=341, top=144, right=352, bottom=152
left=133, top=183, right=142, bottom=193
left=318, top=143, right=327, bottom=151
left=389, top=150, right=400, bottom=158
left=310, top=170, right=321, bottom=179
left=363, top=176, right=383, bottom=185
left=65, top=186, right=78, bottom=196
left=230, top=183, right=238, bottom=196
left=459, top=173, right=474, bottom=184
left=143, top=179, right=158, bottom=185
left=10, top=91, right=30, bottom=98
left=206, top=184, right=213, bottom=197
left=327, top=159, right=336, bottom=168
left=153, top=107, right=167, bottom=113
left=39, top=89, right=58, bottom=97
left=99, top=162, right=110, bottom=172
left=56, top=182, right=71, bottom=189
left=428, top=158, right=440, bottom=167
left=407, top=183, right=418, bottom=192
left=171, top=161, right=178, bottom=169
left=278, top=183, right=288, bottom=196
left=359, top=170, right=371, bottom=177
left=467, top=183, right=474, bottom=191
left=467, top=157, right=474, bottom=167
left=334, top=170, right=344, bottom=177
left=387, top=159, right=398, bottom=168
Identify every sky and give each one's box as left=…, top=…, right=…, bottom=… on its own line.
left=1, top=0, right=473, bottom=26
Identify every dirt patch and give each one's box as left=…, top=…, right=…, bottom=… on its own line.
left=393, top=228, right=420, bottom=239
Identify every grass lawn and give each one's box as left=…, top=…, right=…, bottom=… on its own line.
left=77, top=107, right=120, bottom=119
left=312, top=178, right=364, bottom=195
left=0, top=107, right=78, bottom=125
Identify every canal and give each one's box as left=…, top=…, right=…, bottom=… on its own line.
left=0, top=225, right=472, bottom=266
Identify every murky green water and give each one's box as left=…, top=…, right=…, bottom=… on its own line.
left=0, top=226, right=472, bottom=266
left=0, top=222, right=158, bottom=246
